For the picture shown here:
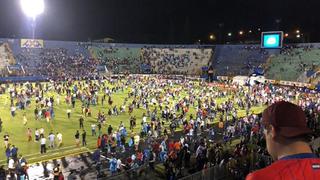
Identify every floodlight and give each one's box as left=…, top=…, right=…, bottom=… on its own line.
left=20, top=0, right=44, bottom=19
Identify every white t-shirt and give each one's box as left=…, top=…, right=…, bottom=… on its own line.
left=11, top=106, right=16, bottom=112
left=40, top=138, right=46, bottom=145
left=180, top=137, right=184, bottom=145
left=188, top=128, right=194, bottom=136
left=8, top=159, right=15, bottom=169
left=134, top=135, right=140, bottom=145
left=48, top=134, right=55, bottom=142
left=116, top=159, right=122, bottom=169
left=23, top=116, right=27, bottom=123
left=131, top=154, right=136, bottom=161
left=57, top=133, right=62, bottom=141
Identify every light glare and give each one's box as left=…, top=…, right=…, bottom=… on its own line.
left=20, top=0, right=44, bottom=18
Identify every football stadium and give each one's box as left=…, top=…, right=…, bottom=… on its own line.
left=0, top=0, right=320, bottom=179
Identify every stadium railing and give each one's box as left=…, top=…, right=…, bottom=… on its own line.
left=178, top=165, right=232, bottom=180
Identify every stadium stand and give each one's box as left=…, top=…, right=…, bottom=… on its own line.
left=264, top=44, right=320, bottom=82
left=141, top=47, right=213, bottom=75
left=0, top=42, right=16, bottom=76
left=4, top=39, right=98, bottom=79
left=212, top=45, right=269, bottom=76
left=1, top=40, right=215, bottom=78
left=89, top=45, right=141, bottom=74
left=2, top=38, right=320, bottom=84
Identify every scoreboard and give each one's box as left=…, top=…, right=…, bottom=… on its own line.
left=261, top=31, right=283, bottom=49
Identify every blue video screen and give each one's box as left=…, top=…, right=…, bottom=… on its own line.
left=261, top=32, right=283, bottom=49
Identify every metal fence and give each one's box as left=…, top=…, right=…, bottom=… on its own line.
left=98, top=164, right=164, bottom=180
left=178, top=166, right=233, bottom=180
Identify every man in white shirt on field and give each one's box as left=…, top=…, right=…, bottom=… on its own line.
left=142, top=114, right=147, bottom=124
left=56, top=95, right=60, bottom=105
left=40, top=135, right=46, bottom=154
left=116, top=158, right=122, bottom=172
left=8, top=157, right=15, bottom=171
left=10, top=106, right=16, bottom=118
left=48, top=132, right=55, bottom=148
left=56, top=132, right=62, bottom=148
left=91, top=124, right=96, bottom=136
left=39, top=128, right=44, bottom=136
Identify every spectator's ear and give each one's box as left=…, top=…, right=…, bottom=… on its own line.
left=270, top=125, right=277, bottom=139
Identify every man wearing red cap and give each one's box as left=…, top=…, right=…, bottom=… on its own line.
left=246, top=101, right=320, bottom=180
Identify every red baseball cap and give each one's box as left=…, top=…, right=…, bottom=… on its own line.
left=262, top=101, right=312, bottom=138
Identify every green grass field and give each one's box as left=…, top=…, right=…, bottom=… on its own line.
left=0, top=81, right=265, bottom=165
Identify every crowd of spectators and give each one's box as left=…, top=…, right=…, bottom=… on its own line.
left=90, top=77, right=320, bottom=180
left=2, top=39, right=320, bottom=180
left=141, top=48, right=212, bottom=75
left=15, top=47, right=99, bottom=79
left=265, top=44, right=320, bottom=81
left=58, top=76, right=320, bottom=179
left=0, top=75, right=320, bottom=179
left=89, top=46, right=212, bottom=75
left=91, top=47, right=141, bottom=74
left=4, top=40, right=320, bottom=81
left=214, top=45, right=270, bottom=76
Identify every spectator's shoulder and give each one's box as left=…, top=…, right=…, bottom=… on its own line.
left=246, top=161, right=287, bottom=180
left=246, top=171, right=266, bottom=180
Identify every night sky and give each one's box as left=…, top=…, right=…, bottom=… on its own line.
left=0, top=0, right=320, bottom=44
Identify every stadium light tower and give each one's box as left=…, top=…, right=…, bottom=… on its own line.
left=20, top=0, right=44, bottom=39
